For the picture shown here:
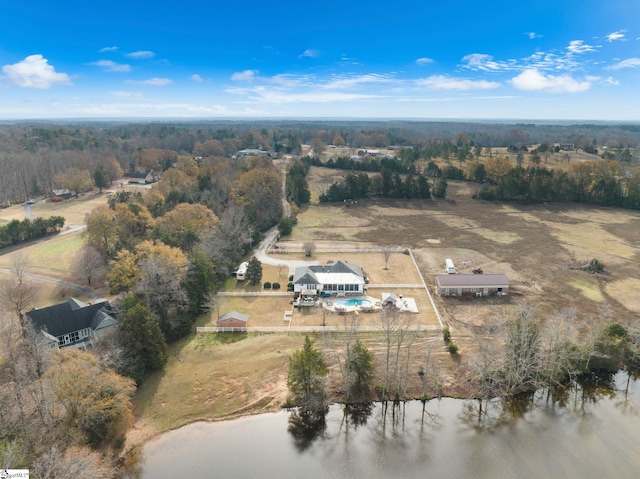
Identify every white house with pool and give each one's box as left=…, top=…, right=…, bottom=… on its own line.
left=292, top=260, right=366, bottom=298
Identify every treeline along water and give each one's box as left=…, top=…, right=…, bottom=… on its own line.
left=142, top=371, right=640, bottom=479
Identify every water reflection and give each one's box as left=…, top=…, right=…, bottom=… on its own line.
left=287, top=408, right=328, bottom=452
left=142, top=372, right=640, bottom=479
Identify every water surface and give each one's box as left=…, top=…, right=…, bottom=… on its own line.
left=142, top=373, right=640, bottom=479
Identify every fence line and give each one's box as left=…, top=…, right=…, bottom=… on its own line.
left=196, top=325, right=441, bottom=334
left=269, top=247, right=406, bottom=254
left=408, top=249, right=444, bottom=329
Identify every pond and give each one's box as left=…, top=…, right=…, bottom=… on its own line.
left=142, top=372, right=640, bottom=479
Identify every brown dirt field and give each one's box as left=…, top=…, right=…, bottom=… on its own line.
left=289, top=180, right=640, bottom=328
left=271, top=251, right=421, bottom=284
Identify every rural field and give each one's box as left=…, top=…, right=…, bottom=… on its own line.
left=300, top=168, right=640, bottom=326
left=3, top=168, right=639, bottom=450
left=129, top=170, right=640, bottom=447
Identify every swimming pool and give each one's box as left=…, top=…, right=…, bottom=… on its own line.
left=335, top=298, right=373, bottom=308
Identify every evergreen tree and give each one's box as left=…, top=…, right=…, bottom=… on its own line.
left=344, top=339, right=375, bottom=400
left=117, top=297, right=168, bottom=382
left=93, top=169, right=108, bottom=193
left=287, top=336, right=329, bottom=411
left=246, top=256, right=263, bottom=285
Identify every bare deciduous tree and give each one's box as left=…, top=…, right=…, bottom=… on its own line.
left=32, top=445, right=114, bottom=479
left=382, top=247, right=393, bottom=270
left=3, top=253, right=35, bottom=332
left=73, top=245, right=105, bottom=285
left=303, top=241, right=316, bottom=257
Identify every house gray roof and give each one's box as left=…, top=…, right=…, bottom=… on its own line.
left=26, top=298, right=116, bottom=337
left=217, top=311, right=249, bottom=323
left=435, top=274, right=509, bottom=288
left=128, top=170, right=151, bottom=179
left=293, top=260, right=363, bottom=284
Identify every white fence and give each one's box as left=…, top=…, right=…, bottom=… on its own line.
left=196, top=325, right=440, bottom=334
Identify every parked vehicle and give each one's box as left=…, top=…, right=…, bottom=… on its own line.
left=445, top=258, right=456, bottom=274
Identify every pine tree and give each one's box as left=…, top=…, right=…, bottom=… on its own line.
left=246, top=256, right=263, bottom=285
left=287, top=336, right=329, bottom=411
left=117, top=298, right=168, bottom=381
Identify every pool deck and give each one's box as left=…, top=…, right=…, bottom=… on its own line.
left=323, top=294, right=419, bottom=314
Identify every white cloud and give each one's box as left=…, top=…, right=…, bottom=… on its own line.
left=299, top=49, right=319, bottom=58
left=126, top=77, right=172, bottom=86
left=243, top=87, right=377, bottom=104
left=322, top=73, right=396, bottom=89
left=606, top=57, right=640, bottom=70
left=231, top=70, right=258, bottom=81
left=416, top=57, right=434, bottom=65
left=90, top=60, right=131, bottom=72
left=416, top=75, right=500, bottom=90
left=99, top=46, right=118, bottom=53
left=269, top=74, right=303, bottom=88
left=566, top=40, right=596, bottom=54
left=111, top=91, right=145, bottom=98
left=191, top=74, right=203, bottom=82
left=126, top=50, right=155, bottom=59
left=510, top=69, right=590, bottom=92
left=525, top=32, right=542, bottom=39
left=461, top=53, right=516, bottom=71
left=2, top=54, right=72, bottom=89
left=606, top=30, right=626, bottom=42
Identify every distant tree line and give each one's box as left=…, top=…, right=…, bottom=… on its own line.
left=319, top=170, right=446, bottom=202
left=475, top=163, right=640, bottom=209
left=0, top=216, right=65, bottom=248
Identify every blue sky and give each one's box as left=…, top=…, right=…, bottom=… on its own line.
left=1, top=0, right=639, bottom=120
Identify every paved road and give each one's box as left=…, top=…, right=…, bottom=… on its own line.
left=252, top=227, right=319, bottom=274
left=23, top=203, right=34, bottom=220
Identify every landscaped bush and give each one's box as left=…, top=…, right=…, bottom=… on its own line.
left=272, top=282, right=281, bottom=290
left=288, top=275, right=294, bottom=281
left=263, top=282, right=272, bottom=289
left=287, top=281, right=294, bottom=292
left=442, top=327, right=451, bottom=344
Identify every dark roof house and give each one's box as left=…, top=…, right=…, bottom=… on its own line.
left=26, top=298, right=117, bottom=349
left=127, top=169, right=157, bottom=184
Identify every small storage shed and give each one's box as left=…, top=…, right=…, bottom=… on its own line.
left=435, top=274, right=509, bottom=297
left=216, top=311, right=249, bottom=331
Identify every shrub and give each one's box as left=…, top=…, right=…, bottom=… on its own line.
left=447, top=342, right=459, bottom=354
left=278, top=218, right=294, bottom=236
left=442, top=327, right=451, bottom=344
left=287, top=281, right=294, bottom=292
left=272, top=282, right=281, bottom=290
left=586, top=258, right=605, bottom=274
left=263, top=282, right=272, bottom=289
left=288, top=275, right=294, bottom=281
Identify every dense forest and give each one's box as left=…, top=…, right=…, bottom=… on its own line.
left=0, top=120, right=638, bottom=204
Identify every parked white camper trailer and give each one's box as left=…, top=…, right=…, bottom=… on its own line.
left=445, top=258, right=456, bottom=274
left=236, top=262, right=249, bottom=281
